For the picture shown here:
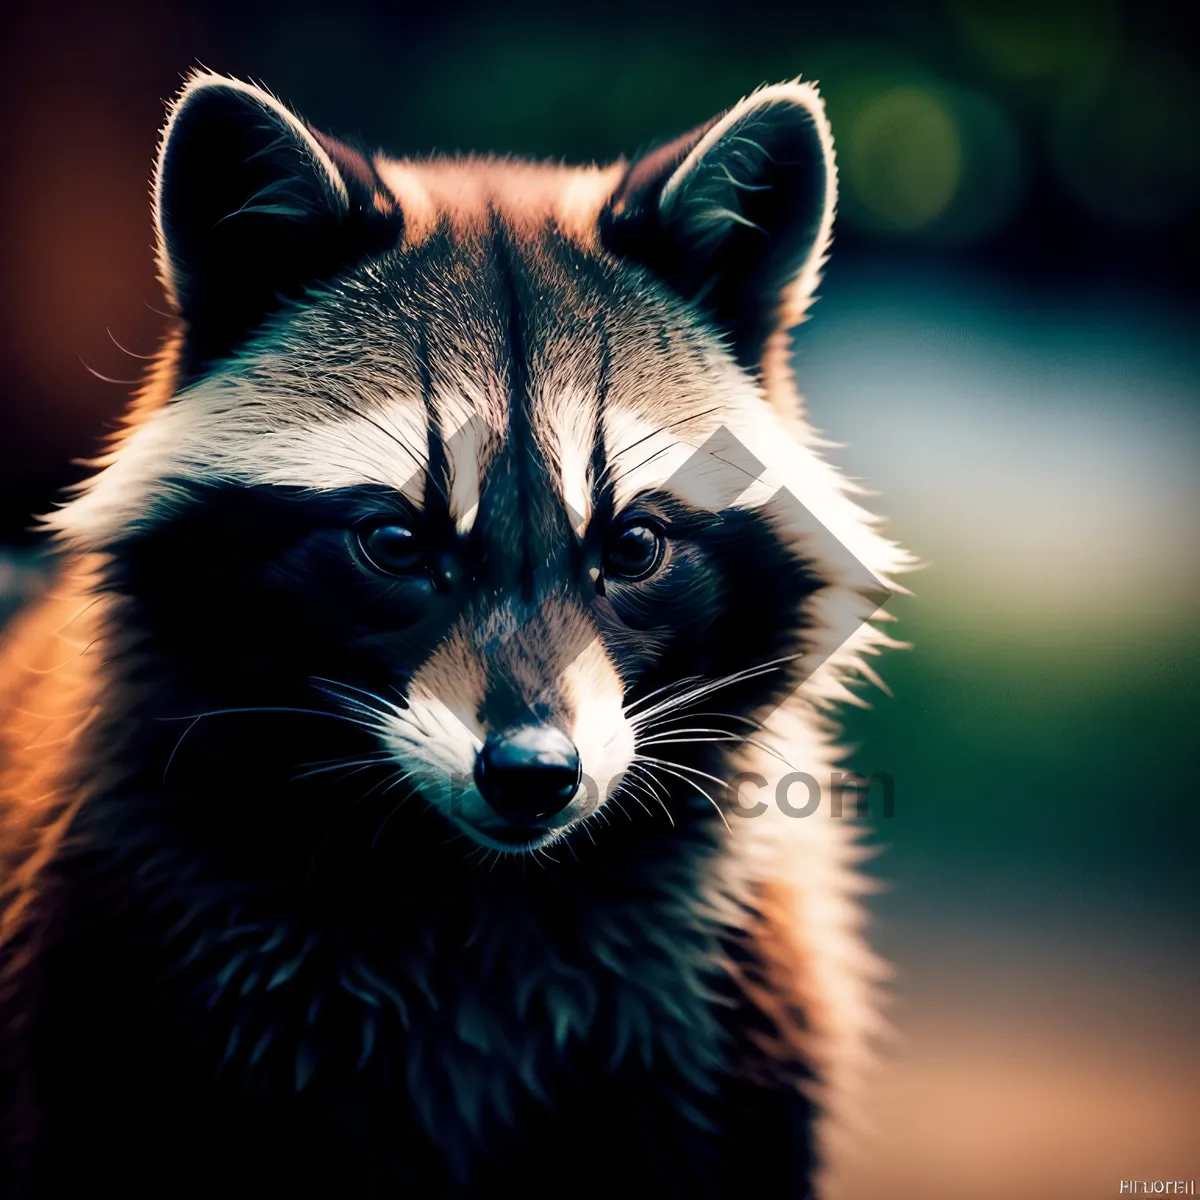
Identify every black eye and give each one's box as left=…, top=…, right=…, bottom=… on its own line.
left=357, top=523, right=424, bottom=575
left=603, top=521, right=666, bottom=582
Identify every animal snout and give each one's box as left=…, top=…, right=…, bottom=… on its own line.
left=473, top=726, right=582, bottom=822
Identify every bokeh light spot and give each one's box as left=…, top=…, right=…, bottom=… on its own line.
left=846, top=86, right=963, bottom=231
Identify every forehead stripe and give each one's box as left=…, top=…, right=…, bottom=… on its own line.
left=495, top=225, right=538, bottom=603
left=418, top=326, right=452, bottom=516
left=586, top=331, right=614, bottom=533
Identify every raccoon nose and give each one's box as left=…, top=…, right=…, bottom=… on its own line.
left=474, top=727, right=582, bottom=822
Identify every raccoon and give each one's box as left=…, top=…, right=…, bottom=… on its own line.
left=0, top=71, right=910, bottom=1198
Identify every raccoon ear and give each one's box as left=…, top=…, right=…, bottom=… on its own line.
left=153, top=71, right=401, bottom=371
left=600, top=82, right=836, bottom=372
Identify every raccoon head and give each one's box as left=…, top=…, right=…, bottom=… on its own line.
left=54, top=71, right=900, bottom=863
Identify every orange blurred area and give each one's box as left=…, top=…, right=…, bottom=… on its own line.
left=836, top=924, right=1199, bottom=1199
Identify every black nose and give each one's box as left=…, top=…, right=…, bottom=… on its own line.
left=474, top=727, right=582, bottom=822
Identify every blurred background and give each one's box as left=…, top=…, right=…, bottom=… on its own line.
left=1, top=0, right=1197, bottom=1194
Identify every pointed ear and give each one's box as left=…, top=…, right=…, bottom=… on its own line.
left=153, top=71, right=402, bottom=371
left=599, top=82, right=836, bottom=372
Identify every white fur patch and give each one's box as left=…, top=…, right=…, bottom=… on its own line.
left=604, top=392, right=910, bottom=594
left=561, top=638, right=636, bottom=814
left=366, top=620, right=635, bottom=855
left=550, top=388, right=598, bottom=537
left=438, top=399, right=497, bottom=535
left=47, top=373, right=432, bottom=549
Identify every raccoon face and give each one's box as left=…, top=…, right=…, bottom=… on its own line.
left=55, top=73, right=891, bottom=859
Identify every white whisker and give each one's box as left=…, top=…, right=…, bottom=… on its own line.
left=629, top=653, right=802, bottom=728
left=633, top=756, right=731, bottom=833
left=290, top=755, right=392, bottom=782
left=158, top=705, right=379, bottom=784
left=624, top=761, right=675, bottom=828
left=637, top=730, right=795, bottom=769
left=636, top=709, right=768, bottom=736
left=622, top=672, right=707, bottom=719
